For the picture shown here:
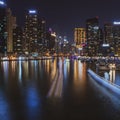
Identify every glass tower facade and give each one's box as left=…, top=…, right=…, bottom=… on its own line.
left=86, top=17, right=101, bottom=56
left=0, top=1, right=7, bottom=54
left=24, top=10, right=46, bottom=54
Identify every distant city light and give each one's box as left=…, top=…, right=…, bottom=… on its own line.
left=0, top=1, right=5, bottom=5
left=29, top=10, right=37, bottom=14
left=51, top=32, right=56, bottom=37
left=93, top=26, right=99, bottom=29
left=113, top=22, right=120, bottom=25
left=102, top=44, right=109, bottom=47
left=78, top=48, right=82, bottom=50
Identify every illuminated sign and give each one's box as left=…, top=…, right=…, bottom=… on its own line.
left=29, top=10, right=37, bottom=14
left=102, top=44, right=109, bottom=47
left=113, top=22, right=120, bottom=25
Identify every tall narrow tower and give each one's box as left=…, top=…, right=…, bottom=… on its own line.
left=24, top=10, right=46, bottom=54
left=24, top=10, right=38, bottom=53
left=86, top=17, right=100, bottom=56
left=6, top=8, right=16, bottom=53
left=0, top=0, right=7, bottom=54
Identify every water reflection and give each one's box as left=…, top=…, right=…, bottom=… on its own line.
left=47, top=58, right=63, bottom=98
left=25, top=87, right=42, bottom=119
left=0, top=90, right=10, bottom=120
left=1, top=61, right=9, bottom=82
left=0, top=59, right=120, bottom=120
left=88, top=74, right=120, bottom=112
left=18, top=61, right=22, bottom=83
left=96, top=67, right=120, bottom=86
left=73, top=61, right=87, bottom=92
left=63, top=59, right=70, bottom=87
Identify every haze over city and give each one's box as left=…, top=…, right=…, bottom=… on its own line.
left=7, top=0, right=120, bottom=40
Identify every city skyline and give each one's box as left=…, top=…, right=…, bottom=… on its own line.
left=6, top=0, right=120, bottom=41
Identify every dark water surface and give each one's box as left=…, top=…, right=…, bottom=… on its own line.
left=0, top=58, right=120, bottom=120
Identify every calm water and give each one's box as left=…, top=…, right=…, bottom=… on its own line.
left=0, top=58, right=120, bottom=120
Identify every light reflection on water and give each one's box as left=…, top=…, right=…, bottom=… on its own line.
left=73, top=60, right=87, bottom=93
left=0, top=59, right=120, bottom=119
left=0, top=90, right=10, bottom=120
left=97, top=68, right=120, bottom=86
left=47, top=58, right=63, bottom=98
left=88, top=74, right=120, bottom=118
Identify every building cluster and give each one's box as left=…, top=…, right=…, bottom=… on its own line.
left=0, top=1, right=57, bottom=57
left=74, top=17, right=120, bottom=57
left=1, top=1, right=120, bottom=57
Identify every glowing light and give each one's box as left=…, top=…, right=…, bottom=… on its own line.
left=88, top=69, right=120, bottom=95
left=51, top=32, right=56, bottom=37
left=93, top=26, right=99, bottom=29
left=102, top=44, right=109, bottom=47
left=29, top=10, right=37, bottom=14
left=113, top=21, right=120, bottom=25
left=0, top=1, right=4, bottom=5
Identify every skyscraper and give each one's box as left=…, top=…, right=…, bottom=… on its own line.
left=74, top=28, right=86, bottom=55
left=104, top=23, right=114, bottom=56
left=86, top=17, right=101, bottom=56
left=0, top=1, right=7, bottom=54
left=24, top=10, right=38, bottom=53
left=74, top=28, right=86, bottom=45
left=13, top=26, right=23, bottom=54
left=113, top=22, right=120, bottom=56
left=6, top=8, right=16, bottom=53
left=24, top=10, right=46, bottom=54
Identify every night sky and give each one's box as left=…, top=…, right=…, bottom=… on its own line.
left=7, top=0, right=120, bottom=41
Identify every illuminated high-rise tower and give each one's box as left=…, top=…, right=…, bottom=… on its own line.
left=24, top=10, right=46, bottom=53
left=74, top=28, right=86, bottom=55
left=24, top=10, right=38, bottom=53
left=74, top=28, right=86, bottom=45
left=6, top=8, right=16, bottom=53
left=113, top=22, right=120, bottom=56
left=13, top=26, right=23, bottom=54
left=0, top=0, right=7, bottom=54
left=104, top=23, right=114, bottom=56
left=86, top=17, right=101, bottom=56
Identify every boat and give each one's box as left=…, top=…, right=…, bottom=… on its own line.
left=87, top=68, right=120, bottom=95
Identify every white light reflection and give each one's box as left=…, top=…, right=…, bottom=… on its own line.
left=18, top=61, right=22, bottom=83
left=47, top=58, right=63, bottom=98
left=63, top=58, right=70, bottom=88
left=88, top=69, right=120, bottom=95
left=54, top=60, right=63, bottom=97
left=64, top=59, right=70, bottom=79
left=88, top=74, right=120, bottom=110
left=47, top=69, right=59, bottom=97
left=50, top=59, right=57, bottom=81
